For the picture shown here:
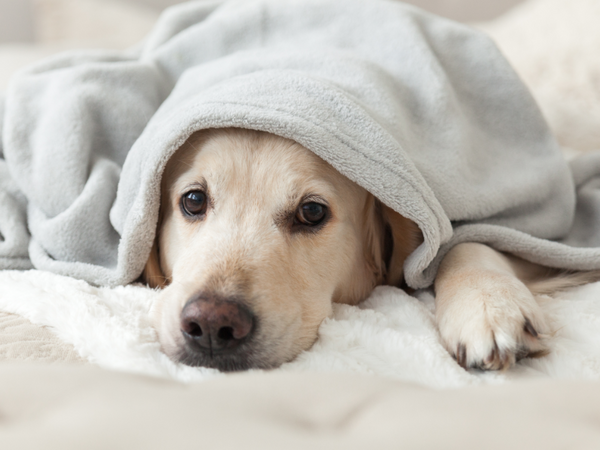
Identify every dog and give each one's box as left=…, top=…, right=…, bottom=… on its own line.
left=143, top=128, right=595, bottom=372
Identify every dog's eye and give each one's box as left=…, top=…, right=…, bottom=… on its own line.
left=296, top=202, right=327, bottom=226
left=181, top=190, right=208, bottom=217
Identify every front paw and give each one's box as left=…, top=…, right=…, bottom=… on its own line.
left=436, top=273, right=549, bottom=370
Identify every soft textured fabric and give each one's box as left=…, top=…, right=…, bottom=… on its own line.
left=1, top=364, right=600, bottom=449
left=3, top=269, right=600, bottom=387
left=2, top=0, right=600, bottom=288
left=0, top=97, right=31, bottom=271
left=0, top=311, right=84, bottom=363
left=0, top=0, right=159, bottom=92
left=477, top=0, right=600, bottom=153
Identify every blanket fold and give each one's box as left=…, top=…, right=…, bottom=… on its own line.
left=1, top=0, right=600, bottom=288
left=0, top=95, right=32, bottom=270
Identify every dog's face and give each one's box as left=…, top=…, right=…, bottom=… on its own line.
left=145, top=128, right=420, bottom=371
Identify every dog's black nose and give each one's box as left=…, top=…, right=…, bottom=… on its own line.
left=180, top=297, right=254, bottom=353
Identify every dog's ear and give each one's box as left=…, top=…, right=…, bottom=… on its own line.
left=380, top=203, right=423, bottom=287
left=361, top=195, right=387, bottom=286
left=142, top=239, right=169, bottom=289
left=361, top=196, right=422, bottom=288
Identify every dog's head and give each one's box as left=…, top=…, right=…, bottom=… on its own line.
left=144, top=128, right=421, bottom=371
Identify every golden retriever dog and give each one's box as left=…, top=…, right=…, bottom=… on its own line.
left=144, top=128, right=593, bottom=372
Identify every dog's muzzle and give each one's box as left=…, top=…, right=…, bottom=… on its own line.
left=179, top=294, right=256, bottom=371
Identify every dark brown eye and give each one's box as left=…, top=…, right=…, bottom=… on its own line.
left=296, top=202, right=327, bottom=226
left=181, top=190, right=208, bottom=217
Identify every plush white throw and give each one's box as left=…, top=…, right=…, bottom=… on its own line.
left=1, top=269, right=599, bottom=387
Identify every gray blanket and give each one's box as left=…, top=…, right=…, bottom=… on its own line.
left=1, top=0, right=600, bottom=289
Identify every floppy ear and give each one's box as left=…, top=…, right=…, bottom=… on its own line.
left=142, top=236, right=169, bottom=289
left=380, top=203, right=423, bottom=287
left=361, top=195, right=387, bottom=286
left=361, top=196, right=422, bottom=288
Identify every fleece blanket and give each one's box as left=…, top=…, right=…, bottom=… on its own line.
left=2, top=0, right=600, bottom=289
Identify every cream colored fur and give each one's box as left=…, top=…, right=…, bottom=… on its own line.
left=145, top=129, right=421, bottom=369
left=435, top=243, right=600, bottom=370
left=435, top=243, right=549, bottom=370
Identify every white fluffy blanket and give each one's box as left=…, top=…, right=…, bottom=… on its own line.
left=1, top=269, right=600, bottom=388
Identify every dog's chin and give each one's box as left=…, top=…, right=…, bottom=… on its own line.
left=171, top=327, right=299, bottom=372
left=175, top=345, right=281, bottom=372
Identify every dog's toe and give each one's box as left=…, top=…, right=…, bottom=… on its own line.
left=479, top=343, right=511, bottom=371
left=438, top=275, right=549, bottom=371
left=449, top=315, right=548, bottom=371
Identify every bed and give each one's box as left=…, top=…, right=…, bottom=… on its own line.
left=1, top=0, right=600, bottom=447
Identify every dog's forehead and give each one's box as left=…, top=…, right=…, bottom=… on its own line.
left=172, top=130, right=347, bottom=199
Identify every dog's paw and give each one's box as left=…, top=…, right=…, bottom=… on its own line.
left=436, top=272, right=549, bottom=371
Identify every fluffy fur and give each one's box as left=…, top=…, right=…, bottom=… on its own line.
left=145, top=129, right=421, bottom=370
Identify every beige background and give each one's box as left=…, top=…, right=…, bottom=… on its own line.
left=0, top=0, right=524, bottom=43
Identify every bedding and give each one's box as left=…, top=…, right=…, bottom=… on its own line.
left=0, top=0, right=598, bottom=399
left=1, top=0, right=600, bottom=446
left=1, top=364, right=600, bottom=449
left=2, top=268, right=600, bottom=386
left=477, top=0, right=600, bottom=153
left=0, top=311, right=83, bottom=364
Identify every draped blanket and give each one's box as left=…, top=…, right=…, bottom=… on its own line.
left=2, top=0, right=600, bottom=288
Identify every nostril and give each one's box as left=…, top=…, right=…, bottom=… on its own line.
left=186, top=321, right=203, bottom=338
left=217, top=326, right=234, bottom=341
